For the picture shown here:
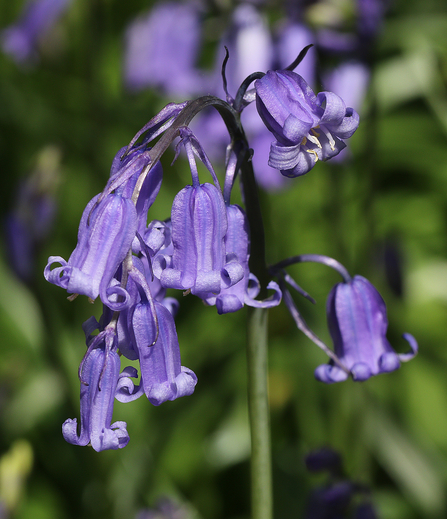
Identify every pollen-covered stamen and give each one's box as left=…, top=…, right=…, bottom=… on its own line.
left=302, top=144, right=319, bottom=163
left=300, top=137, right=319, bottom=162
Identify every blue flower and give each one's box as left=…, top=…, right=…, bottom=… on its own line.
left=62, top=338, right=129, bottom=452
left=159, top=128, right=244, bottom=297
left=44, top=193, right=137, bottom=309
left=123, top=1, right=203, bottom=96
left=255, top=70, right=359, bottom=177
left=159, top=182, right=230, bottom=295
left=204, top=204, right=281, bottom=313
left=315, top=275, right=418, bottom=383
left=116, top=299, right=197, bottom=406
left=1, top=0, right=72, bottom=64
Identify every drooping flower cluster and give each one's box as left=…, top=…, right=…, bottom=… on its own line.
left=44, top=97, right=282, bottom=450
left=44, top=50, right=415, bottom=451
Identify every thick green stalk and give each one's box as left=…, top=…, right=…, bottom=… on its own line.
left=246, top=306, right=272, bottom=519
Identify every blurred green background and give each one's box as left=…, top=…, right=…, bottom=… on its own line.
left=1, top=0, right=447, bottom=518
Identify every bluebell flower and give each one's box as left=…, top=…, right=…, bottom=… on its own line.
left=123, top=1, right=203, bottom=96
left=5, top=146, right=59, bottom=281
left=204, top=204, right=249, bottom=313
left=204, top=204, right=281, bottom=313
left=159, top=128, right=244, bottom=296
left=44, top=193, right=137, bottom=309
left=160, top=182, right=232, bottom=295
left=116, top=298, right=197, bottom=406
left=315, top=275, right=418, bottom=383
left=1, top=0, right=72, bottom=64
left=62, top=337, right=129, bottom=452
left=255, top=70, right=359, bottom=176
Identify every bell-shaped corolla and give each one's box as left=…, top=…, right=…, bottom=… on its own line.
left=62, top=343, right=129, bottom=452
left=44, top=193, right=137, bottom=310
left=255, top=70, right=359, bottom=177
left=117, top=300, right=197, bottom=406
left=204, top=204, right=281, bottom=313
left=160, top=183, right=243, bottom=296
left=315, top=275, right=417, bottom=383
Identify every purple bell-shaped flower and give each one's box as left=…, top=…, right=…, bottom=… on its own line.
left=315, top=275, right=418, bottom=383
left=160, top=182, right=240, bottom=296
left=44, top=193, right=137, bottom=309
left=255, top=70, right=359, bottom=177
left=204, top=204, right=281, bottom=313
left=116, top=300, right=197, bottom=406
left=62, top=338, right=129, bottom=452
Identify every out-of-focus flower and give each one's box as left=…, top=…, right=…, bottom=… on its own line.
left=322, top=61, right=370, bottom=161
left=274, top=22, right=316, bottom=86
left=358, top=0, right=387, bottom=43
left=1, top=0, right=72, bottom=64
left=4, top=146, right=60, bottom=282
left=192, top=3, right=286, bottom=190
left=315, top=275, right=417, bottom=383
left=323, top=61, right=370, bottom=114
left=123, top=1, right=203, bottom=96
left=305, top=447, right=342, bottom=474
left=303, top=447, right=379, bottom=519
left=135, top=497, right=193, bottom=519
left=255, top=70, right=359, bottom=177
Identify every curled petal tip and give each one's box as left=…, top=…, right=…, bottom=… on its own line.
left=314, top=364, right=349, bottom=384
left=399, top=333, right=418, bottom=362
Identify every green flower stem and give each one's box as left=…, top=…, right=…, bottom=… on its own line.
left=246, top=306, right=272, bottom=519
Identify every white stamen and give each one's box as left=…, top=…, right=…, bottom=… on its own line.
left=307, top=133, right=322, bottom=149
left=319, top=125, right=336, bottom=151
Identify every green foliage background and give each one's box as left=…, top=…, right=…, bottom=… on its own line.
left=1, top=0, right=447, bottom=518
